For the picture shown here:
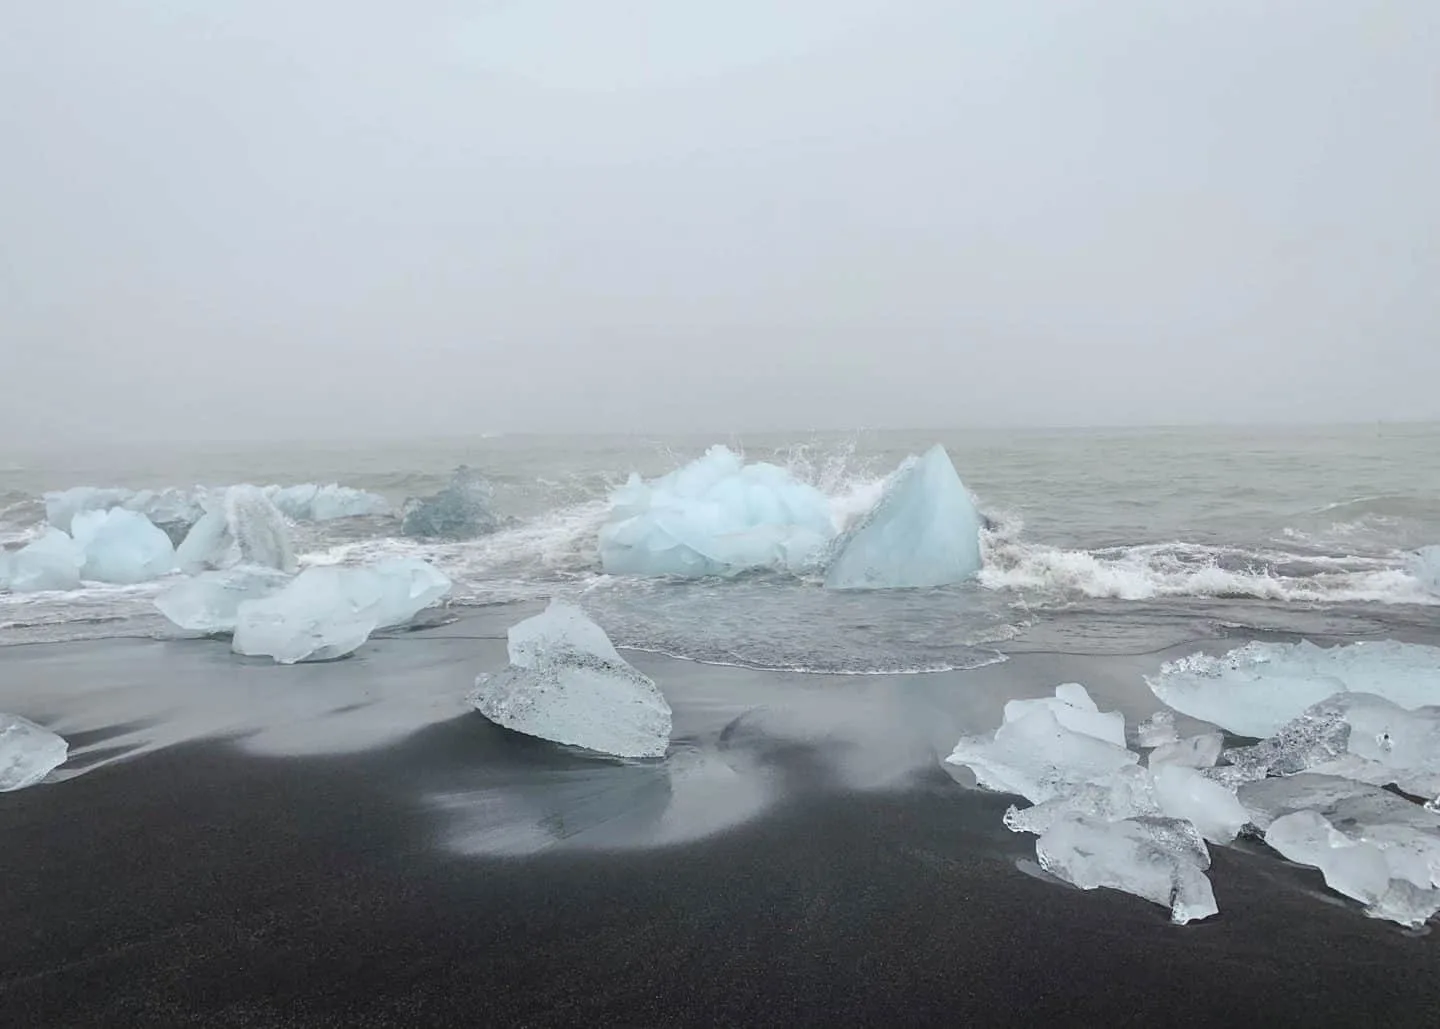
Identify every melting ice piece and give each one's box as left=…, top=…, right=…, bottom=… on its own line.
left=1136, top=711, right=1180, bottom=748
left=266, top=483, right=390, bottom=521
left=1004, top=765, right=1162, bottom=835
left=154, top=566, right=293, bottom=633
left=598, top=447, right=834, bottom=578
left=1002, top=683, right=1126, bottom=747
left=1148, top=732, right=1224, bottom=770
left=0, top=528, right=86, bottom=592
left=71, top=508, right=177, bottom=584
left=1036, top=813, right=1218, bottom=924
left=175, top=509, right=229, bottom=572
left=824, top=444, right=982, bottom=590
left=469, top=600, right=672, bottom=759
left=1150, top=765, right=1249, bottom=844
left=369, top=557, right=452, bottom=628
left=1, top=713, right=68, bottom=791
left=401, top=466, right=500, bottom=540
left=232, top=566, right=383, bottom=663
left=176, top=485, right=295, bottom=573
left=1411, top=546, right=1440, bottom=596
left=1147, top=640, right=1440, bottom=737
left=947, top=705, right=1138, bottom=804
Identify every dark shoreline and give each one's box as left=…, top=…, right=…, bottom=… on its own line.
left=4, top=622, right=1440, bottom=1026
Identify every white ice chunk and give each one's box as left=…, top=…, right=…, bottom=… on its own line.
left=1004, top=765, right=1162, bottom=835
left=1147, top=640, right=1440, bottom=737
left=1148, top=732, right=1224, bottom=770
left=824, top=444, right=982, bottom=590
left=70, top=508, right=177, bottom=584
left=599, top=446, right=834, bottom=578
left=469, top=600, right=672, bottom=759
left=368, top=557, right=452, bottom=628
left=1036, top=813, right=1219, bottom=924
left=265, top=483, right=389, bottom=521
left=232, top=566, right=383, bottom=664
left=1, top=528, right=85, bottom=592
left=1136, top=711, right=1180, bottom=748
left=947, top=706, right=1138, bottom=804
left=1002, top=683, right=1127, bottom=747
left=1, top=713, right=68, bottom=791
left=154, top=566, right=293, bottom=634
left=1151, top=764, right=1249, bottom=844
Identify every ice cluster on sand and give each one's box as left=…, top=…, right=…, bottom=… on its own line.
left=401, top=466, right=500, bottom=540
left=1, top=713, right=68, bottom=791
left=469, top=601, right=672, bottom=759
left=598, top=446, right=834, bottom=577
left=824, top=444, right=983, bottom=590
left=956, top=640, right=1440, bottom=927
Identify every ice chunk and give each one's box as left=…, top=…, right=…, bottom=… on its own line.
left=1002, top=683, right=1126, bottom=747
left=1147, top=640, right=1440, bottom=737
left=0, top=528, right=85, bottom=592
left=176, top=485, right=296, bottom=573
left=1411, top=546, right=1440, bottom=596
left=1150, top=764, right=1249, bottom=843
left=824, top=444, right=982, bottom=590
left=401, top=466, right=500, bottom=540
left=174, top=509, right=229, bottom=572
left=1004, top=764, right=1162, bottom=835
left=1148, top=732, right=1224, bottom=770
left=469, top=600, right=672, bottom=759
left=70, top=508, right=176, bottom=584
left=598, top=447, right=834, bottom=578
left=369, top=557, right=451, bottom=628
left=1, top=713, right=68, bottom=791
left=154, top=566, right=293, bottom=634
left=232, top=566, right=383, bottom=664
left=1036, top=814, right=1218, bottom=924
left=1136, top=711, right=1180, bottom=748
left=265, top=483, right=389, bottom=521
left=947, top=706, right=1138, bottom=804
left=43, top=486, right=134, bottom=533
left=43, top=485, right=203, bottom=541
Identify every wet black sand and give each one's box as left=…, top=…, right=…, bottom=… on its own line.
left=3, top=630, right=1439, bottom=1027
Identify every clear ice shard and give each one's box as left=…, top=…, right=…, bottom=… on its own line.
left=1036, top=814, right=1219, bottom=924
left=368, top=557, right=452, bottom=628
left=232, top=566, right=383, bottom=664
left=1, top=713, right=68, bottom=791
left=1002, top=683, right=1126, bottom=748
left=598, top=447, right=834, bottom=578
left=1148, top=732, right=1224, bottom=770
left=176, top=485, right=296, bottom=573
left=400, top=466, right=501, bottom=540
left=468, top=600, right=672, bottom=759
left=265, top=483, right=390, bottom=521
left=1150, top=764, right=1249, bottom=844
left=823, top=444, right=983, bottom=590
left=70, top=508, right=177, bottom=584
left=154, top=566, right=293, bottom=634
left=0, top=528, right=86, bottom=592
left=1136, top=711, right=1180, bottom=748
left=1146, top=640, right=1440, bottom=737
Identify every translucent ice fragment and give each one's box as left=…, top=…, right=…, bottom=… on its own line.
left=1148, top=732, right=1224, bottom=770
left=947, top=706, right=1138, bottom=804
left=71, top=508, right=176, bottom=584
left=1, top=528, right=85, bottom=592
left=232, top=566, right=383, bottom=664
left=1136, top=711, right=1180, bottom=748
left=0, top=713, right=68, bottom=791
left=1002, top=683, right=1127, bottom=748
left=400, top=467, right=500, bottom=540
left=368, top=557, right=452, bottom=628
left=154, top=566, right=293, bottom=634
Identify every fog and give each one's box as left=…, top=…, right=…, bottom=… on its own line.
left=2, top=1, right=1436, bottom=441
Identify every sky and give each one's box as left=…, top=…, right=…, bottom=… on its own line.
left=2, top=0, right=1437, bottom=441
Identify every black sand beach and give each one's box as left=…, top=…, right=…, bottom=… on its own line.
left=4, top=617, right=1439, bottom=1027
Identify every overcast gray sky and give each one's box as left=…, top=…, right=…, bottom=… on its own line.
left=2, top=1, right=1436, bottom=441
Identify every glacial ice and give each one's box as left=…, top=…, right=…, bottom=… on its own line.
left=368, top=557, right=452, bottom=628
left=154, top=566, right=293, bottom=634
left=0, top=528, right=86, bottom=592
left=1146, top=640, right=1440, bottom=737
left=232, top=566, right=384, bottom=663
left=400, top=467, right=500, bottom=540
left=1036, top=814, right=1219, bottom=925
left=176, top=485, right=295, bottom=573
left=598, top=446, right=835, bottom=578
left=1136, top=711, right=1180, bottom=748
left=1, top=713, right=68, bottom=791
left=1002, top=683, right=1127, bottom=748
left=71, top=509, right=177, bottom=584
left=265, top=483, right=390, bottom=522
left=1150, top=765, right=1249, bottom=843
left=43, top=486, right=203, bottom=541
left=824, top=445, right=982, bottom=590
left=1148, top=732, right=1224, bottom=770
left=469, top=600, right=672, bottom=759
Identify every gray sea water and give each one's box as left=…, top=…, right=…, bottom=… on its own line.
left=2, top=424, right=1438, bottom=667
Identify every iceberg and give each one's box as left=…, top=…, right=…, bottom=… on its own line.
left=1, top=713, right=68, bottom=791
left=266, top=483, right=390, bottom=522
left=400, top=467, right=500, bottom=540
left=154, top=566, right=293, bottom=634
left=369, top=557, right=452, bottom=628
left=1036, top=814, right=1219, bottom=925
left=0, top=528, right=86, bottom=592
left=232, top=566, right=383, bottom=664
left=1146, top=640, right=1440, bottom=737
left=469, top=600, right=672, bottom=759
left=177, top=485, right=295, bottom=573
left=824, top=445, right=982, bottom=590
left=71, top=508, right=176, bottom=584
left=598, top=447, right=834, bottom=578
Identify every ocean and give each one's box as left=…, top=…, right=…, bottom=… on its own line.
left=3, top=423, right=1437, bottom=661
